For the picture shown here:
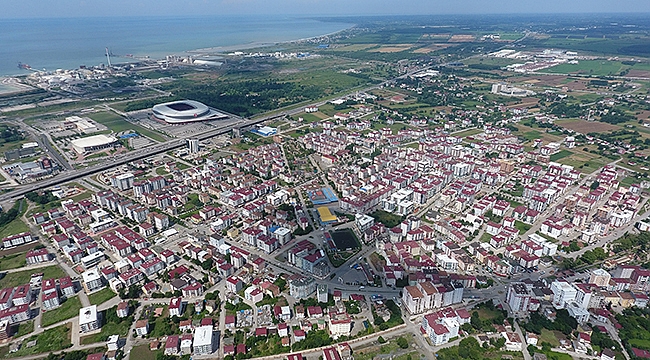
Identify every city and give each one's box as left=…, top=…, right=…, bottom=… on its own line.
left=1, top=12, right=650, bottom=360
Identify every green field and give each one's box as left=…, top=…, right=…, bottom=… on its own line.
left=454, top=128, right=483, bottom=137
left=0, top=265, right=66, bottom=289
left=0, top=252, right=27, bottom=271
left=514, top=221, right=532, bottom=235
left=0, top=200, right=30, bottom=240
left=539, top=328, right=561, bottom=347
left=42, top=296, right=83, bottom=327
left=522, top=130, right=542, bottom=141
left=545, top=60, right=627, bottom=76
left=7, top=324, right=72, bottom=357
left=80, top=320, right=131, bottom=345
left=14, top=320, right=34, bottom=338
left=629, top=338, right=650, bottom=350
left=550, top=150, right=574, bottom=162
left=130, top=344, right=158, bottom=360
left=88, top=287, right=116, bottom=306
left=297, top=112, right=326, bottom=123
left=88, top=111, right=166, bottom=142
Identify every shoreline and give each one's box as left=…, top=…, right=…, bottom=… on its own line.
left=2, top=22, right=356, bottom=79
left=184, top=24, right=355, bottom=55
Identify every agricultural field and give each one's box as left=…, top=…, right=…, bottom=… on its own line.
left=555, top=119, right=619, bottom=134
left=545, top=60, right=629, bottom=76
left=549, top=150, right=574, bottom=162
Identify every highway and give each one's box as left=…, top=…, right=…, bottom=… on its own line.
left=0, top=114, right=286, bottom=203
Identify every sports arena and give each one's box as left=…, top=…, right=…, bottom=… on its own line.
left=151, top=100, right=228, bottom=124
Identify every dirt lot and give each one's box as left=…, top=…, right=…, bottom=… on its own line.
left=626, top=69, right=650, bottom=78
left=369, top=45, right=414, bottom=53
left=412, top=43, right=454, bottom=53
left=505, top=97, right=539, bottom=109
left=449, top=34, right=476, bottom=42
left=512, top=74, right=568, bottom=86
left=555, top=119, right=619, bottom=133
left=563, top=79, right=590, bottom=91
left=636, top=111, right=650, bottom=122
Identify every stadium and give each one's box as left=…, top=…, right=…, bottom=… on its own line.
left=151, top=100, right=228, bottom=124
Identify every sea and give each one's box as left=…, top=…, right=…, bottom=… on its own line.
left=0, top=16, right=354, bottom=77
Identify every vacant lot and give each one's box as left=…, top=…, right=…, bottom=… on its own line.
left=88, top=111, right=166, bottom=142
left=129, top=344, right=158, bottom=360
left=0, top=252, right=26, bottom=271
left=555, top=119, right=619, bottom=133
left=8, top=323, right=72, bottom=357
left=550, top=150, right=574, bottom=162
left=0, top=265, right=66, bottom=289
left=88, top=287, right=116, bottom=305
left=42, top=296, right=83, bottom=327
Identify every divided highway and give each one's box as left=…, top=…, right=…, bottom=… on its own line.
left=0, top=115, right=278, bottom=203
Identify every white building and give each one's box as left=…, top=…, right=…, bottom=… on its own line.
left=589, top=269, right=611, bottom=287
left=506, top=282, right=532, bottom=313
left=82, top=269, right=105, bottom=293
left=111, top=173, right=135, bottom=191
left=550, top=281, right=577, bottom=309
left=79, top=305, right=99, bottom=333
left=193, top=325, right=215, bottom=355
left=71, top=134, right=118, bottom=154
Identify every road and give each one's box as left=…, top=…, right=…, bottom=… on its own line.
left=0, top=114, right=275, bottom=204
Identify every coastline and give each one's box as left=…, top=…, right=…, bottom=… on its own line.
left=0, top=19, right=357, bottom=79
left=185, top=24, right=355, bottom=55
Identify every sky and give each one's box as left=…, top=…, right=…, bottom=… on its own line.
left=1, top=0, right=649, bottom=18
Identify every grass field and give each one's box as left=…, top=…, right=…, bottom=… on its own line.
left=8, top=323, right=72, bottom=357
left=0, top=252, right=26, bottom=271
left=13, top=320, right=34, bottom=338
left=0, top=203, right=29, bottom=239
left=454, top=128, right=483, bottom=137
left=550, top=150, right=574, bottom=162
left=0, top=265, right=66, bottom=289
left=88, top=287, right=116, bottom=306
left=539, top=328, right=561, bottom=347
left=515, top=221, right=532, bottom=235
left=297, top=112, right=327, bottom=123
left=42, top=296, right=83, bottom=327
left=88, top=111, right=166, bottom=142
left=80, top=320, right=131, bottom=345
left=558, top=152, right=609, bottom=174
left=130, top=344, right=158, bottom=360
left=545, top=60, right=627, bottom=76
left=629, top=338, right=650, bottom=350
left=522, top=130, right=542, bottom=141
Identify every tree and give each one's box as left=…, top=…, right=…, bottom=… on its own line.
left=471, top=311, right=482, bottom=330
left=396, top=337, right=408, bottom=349
left=458, top=337, right=482, bottom=360
left=378, top=336, right=386, bottom=344
left=590, top=181, right=600, bottom=190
